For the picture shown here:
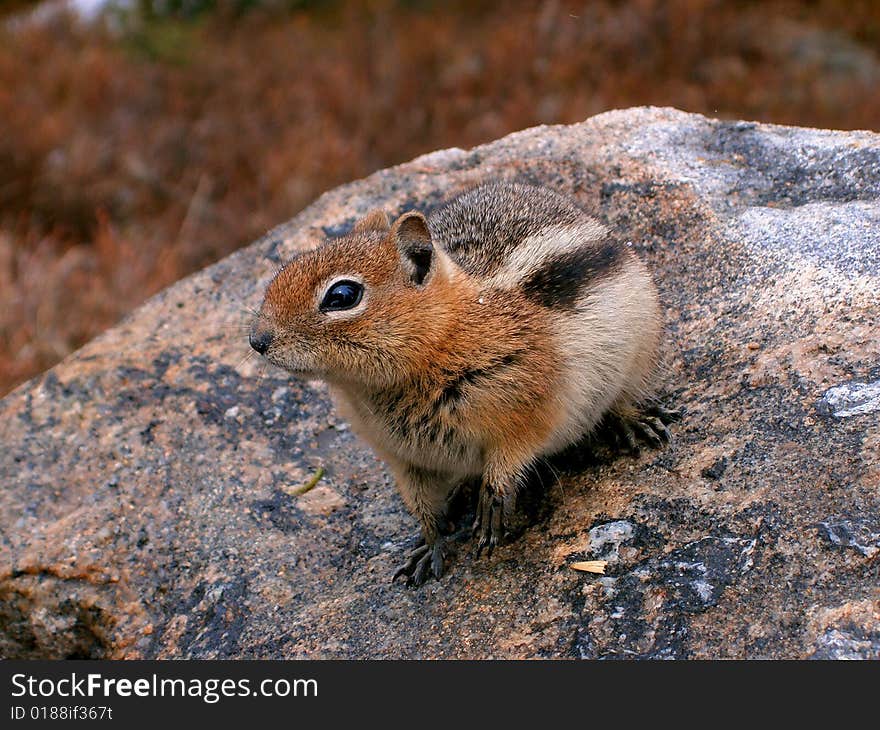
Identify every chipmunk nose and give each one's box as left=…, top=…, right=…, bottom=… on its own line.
left=249, top=328, right=273, bottom=355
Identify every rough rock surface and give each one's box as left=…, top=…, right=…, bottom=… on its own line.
left=1, top=107, right=878, bottom=659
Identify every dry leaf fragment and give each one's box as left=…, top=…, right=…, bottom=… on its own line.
left=570, top=560, right=608, bottom=574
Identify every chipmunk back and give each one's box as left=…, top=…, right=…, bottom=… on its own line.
left=250, top=183, right=677, bottom=585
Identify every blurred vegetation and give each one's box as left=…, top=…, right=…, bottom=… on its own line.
left=127, top=0, right=331, bottom=20
left=1, top=0, right=879, bottom=395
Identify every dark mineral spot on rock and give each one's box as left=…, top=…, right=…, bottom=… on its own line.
left=701, top=456, right=729, bottom=480
left=575, top=533, right=759, bottom=659
left=817, top=518, right=880, bottom=559
left=265, top=238, right=285, bottom=265
left=172, top=577, right=251, bottom=658
left=809, top=625, right=880, bottom=661
left=653, top=535, right=757, bottom=612
left=249, top=490, right=304, bottom=534
left=321, top=219, right=356, bottom=238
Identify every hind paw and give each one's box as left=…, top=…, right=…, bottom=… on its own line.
left=392, top=536, right=447, bottom=586
left=606, top=403, right=682, bottom=453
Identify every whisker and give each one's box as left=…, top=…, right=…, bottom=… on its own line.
left=237, top=349, right=257, bottom=370
left=225, top=293, right=264, bottom=320
left=256, top=359, right=269, bottom=387
left=531, top=460, right=547, bottom=493
left=540, top=457, right=566, bottom=507
left=356, top=396, right=377, bottom=418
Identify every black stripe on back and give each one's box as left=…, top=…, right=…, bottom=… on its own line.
left=521, top=239, right=624, bottom=309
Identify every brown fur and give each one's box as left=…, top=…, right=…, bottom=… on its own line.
left=251, top=183, right=666, bottom=583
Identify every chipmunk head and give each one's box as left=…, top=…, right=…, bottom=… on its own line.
left=250, top=208, right=448, bottom=387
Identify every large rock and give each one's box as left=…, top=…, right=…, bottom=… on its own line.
left=1, top=107, right=877, bottom=659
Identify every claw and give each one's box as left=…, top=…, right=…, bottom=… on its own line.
left=490, top=502, right=502, bottom=545
left=619, top=422, right=640, bottom=454
left=393, top=538, right=446, bottom=586
left=648, top=404, right=684, bottom=424
left=473, top=487, right=505, bottom=558
left=647, top=416, right=672, bottom=442
left=632, top=420, right=663, bottom=448
left=604, top=401, right=680, bottom=454
left=431, top=544, right=444, bottom=579
left=410, top=552, right=431, bottom=586
left=392, top=542, right=429, bottom=583
left=476, top=534, right=489, bottom=557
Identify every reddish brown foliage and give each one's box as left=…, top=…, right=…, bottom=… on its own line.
left=1, top=0, right=879, bottom=395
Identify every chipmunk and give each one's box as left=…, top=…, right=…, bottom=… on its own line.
left=249, top=183, right=678, bottom=586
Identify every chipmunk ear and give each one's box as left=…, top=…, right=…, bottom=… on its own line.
left=353, top=208, right=390, bottom=233
left=391, top=211, right=433, bottom=285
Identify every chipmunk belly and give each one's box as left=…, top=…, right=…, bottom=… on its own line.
left=330, top=385, right=484, bottom=479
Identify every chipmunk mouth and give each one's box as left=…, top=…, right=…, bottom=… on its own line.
left=284, top=366, right=317, bottom=377
left=260, top=349, right=319, bottom=378
left=263, top=354, right=306, bottom=375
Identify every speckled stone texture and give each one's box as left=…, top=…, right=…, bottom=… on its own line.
left=1, top=108, right=878, bottom=659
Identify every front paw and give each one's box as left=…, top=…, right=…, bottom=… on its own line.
left=392, top=536, right=447, bottom=587
left=472, top=486, right=505, bottom=557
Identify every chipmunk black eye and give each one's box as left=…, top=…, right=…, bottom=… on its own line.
left=320, top=280, right=364, bottom=312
